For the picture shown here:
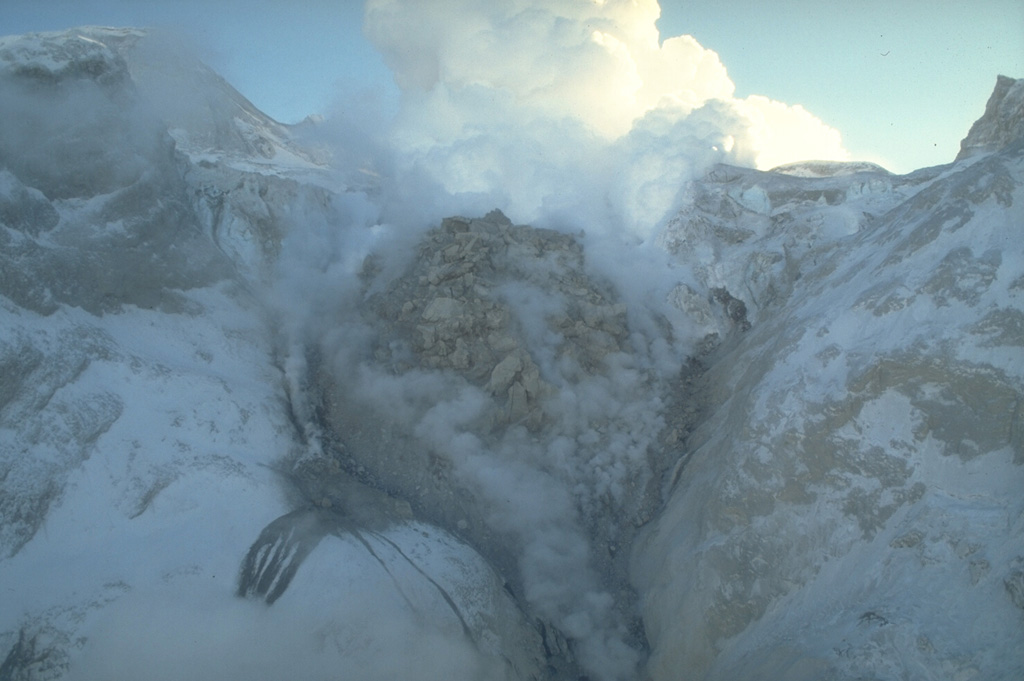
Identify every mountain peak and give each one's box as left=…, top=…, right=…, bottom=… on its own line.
left=0, top=27, right=140, bottom=87
left=956, top=74, right=1024, bottom=161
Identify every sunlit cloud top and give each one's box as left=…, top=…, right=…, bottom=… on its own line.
left=361, top=0, right=848, bottom=231
left=366, top=0, right=736, bottom=137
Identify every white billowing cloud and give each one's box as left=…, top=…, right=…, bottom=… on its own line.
left=363, top=0, right=849, bottom=232
left=275, top=4, right=856, bottom=680
left=734, top=94, right=850, bottom=170
left=365, top=0, right=734, bottom=139
left=323, top=4, right=853, bottom=680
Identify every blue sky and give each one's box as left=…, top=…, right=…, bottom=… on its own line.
left=2, top=0, right=1021, bottom=173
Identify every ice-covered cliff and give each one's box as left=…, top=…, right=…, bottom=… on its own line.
left=0, top=26, right=1021, bottom=681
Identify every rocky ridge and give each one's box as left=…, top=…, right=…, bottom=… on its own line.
left=957, top=75, right=1024, bottom=162
left=313, top=209, right=668, bottom=672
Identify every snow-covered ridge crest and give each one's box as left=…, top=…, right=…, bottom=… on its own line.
left=769, top=159, right=891, bottom=177
left=1, top=26, right=329, bottom=173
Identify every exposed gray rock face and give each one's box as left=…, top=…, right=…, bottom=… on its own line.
left=957, top=75, right=1024, bottom=161
left=365, top=210, right=631, bottom=428
left=74, top=26, right=340, bottom=281
left=313, top=209, right=665, bottom=676
left=0, top=170, right=58, bottom=236
left=657, top=160, right=944, bottom=341
left=0, top=30, right=234, bottom=315
left=181, top=160, right=338, bottom=277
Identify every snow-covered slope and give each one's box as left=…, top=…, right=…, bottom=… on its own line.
left=1, top=26, right=1021, bottom=681
left=634, top=94, right=1024, bottom=679
left=0, top=28, right=548, bottom=681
